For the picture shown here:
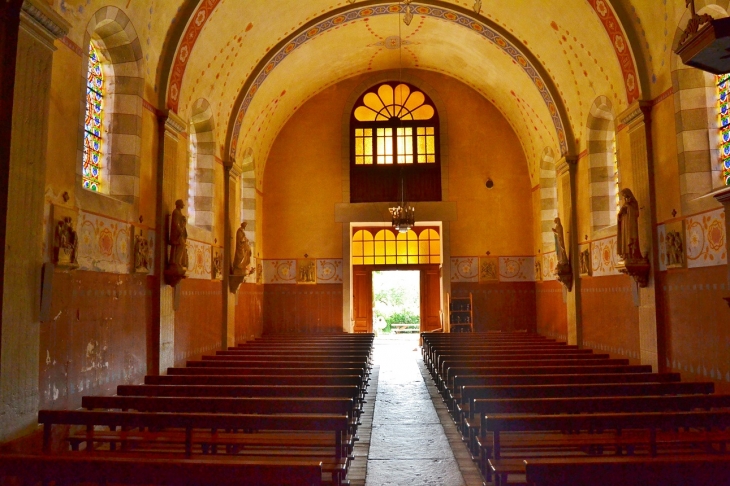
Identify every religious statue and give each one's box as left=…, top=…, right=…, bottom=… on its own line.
left=54, top=216, right=79, bottom=267
left=134, top=232, right=150, bottom=273
left=666, top=230, right=684, bottom=268
left=165, top=200, right=188, bottom=286
left=616, top=188, right=650, bottom=287
left=552, top=217, right=569, bottom=265
left=212, top=249, right=223, bottom=279
left=579, top=248, right=592, bottom=276
left=617, top=188, right=642, bottom=261
left=297, top=259, right=316, bottom=284
left=231, top=222, right=253, bottom=276
left=534, top=259, right=542, bottom=281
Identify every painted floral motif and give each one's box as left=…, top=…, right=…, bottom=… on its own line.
left=185, top=240, right=212, bottom=280
left=499, top=257, right=536, bottom=282
left=264, top=260, right=297, bottom=284
left=317, top=259, right=343, bottom=284
left=591, top=236, right=621, bottom=277
left=77, top=212, right=131, bottom=274
left=686, top=209, right=727, bottom=268
left=450, top=258, right=478, bottom=283
left=542, top=253, right=557, bottom=281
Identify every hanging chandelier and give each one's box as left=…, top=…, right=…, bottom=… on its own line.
left=390, top=179, right=415, bottom=233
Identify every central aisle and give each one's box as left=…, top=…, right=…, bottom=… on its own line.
left=363, top=335, right=475, bottom=486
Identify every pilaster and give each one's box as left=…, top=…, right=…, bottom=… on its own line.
left=152, top=110, right=185, bottom=375
left=556, top=156, right=582, bottom=346
left=1, top=0, right=68, bottom=441
left=619, top=100, right=663, bottom=371
left=224, top=159, right=243, bottom=347
left=713, top=187, right=730, bottom=308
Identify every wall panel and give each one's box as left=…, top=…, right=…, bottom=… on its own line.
left=173, top=279, right=223, bottom=366
left=535, top=280, right=567, bottom=340
left=263, top=284, right=343, bottom=334
left=452, top=282, right=536, bottom=332
left=234, top=283, right=264, bottom=344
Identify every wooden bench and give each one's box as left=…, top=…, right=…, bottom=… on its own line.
left=40, top=410, right=348, bottom=485
left=167, top=366, right=366, bottom=377
left=0, top=453, right=324, bottom=486
left=483, top=410, right=730, bottom=484
left=523, top=455, right=730, bottom=486
left=145, top=374, right=363, bottom=387
left=425, top=347, right=594, bottom=374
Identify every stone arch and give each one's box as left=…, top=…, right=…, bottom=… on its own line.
left=539, top=147, right=558, bottom=252
left=188, top=98, right=216, bottom=232
left=77, top=6, right=144, bottom=209
left=586, top=96, right=617, bottom=234
left=671, top=1, right=729, bottom=215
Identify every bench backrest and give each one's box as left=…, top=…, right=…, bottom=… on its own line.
left=145, top=374, right=363, bottom=387
left=117, top=384, right=360, bottom=400
left=168, top=367, right=364, bottom=376
left=453, top=372, right=680, bottom=390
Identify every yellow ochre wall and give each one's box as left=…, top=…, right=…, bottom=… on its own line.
left=262, top=70, right=534, bottom=260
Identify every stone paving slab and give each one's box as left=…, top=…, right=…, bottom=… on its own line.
left=369, top=424, right=455, bottom=460
left=366, top=458, right=466, bottom=486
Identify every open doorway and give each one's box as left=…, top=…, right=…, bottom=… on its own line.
left=372, top=270, right=420, bottom=335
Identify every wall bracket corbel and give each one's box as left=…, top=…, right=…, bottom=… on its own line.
left=617, top=257, right=651, bottom=288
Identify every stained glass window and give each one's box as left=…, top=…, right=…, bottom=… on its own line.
left=83, top=45, right=104, bottom=192
left=717, top=74, right=730, bottom=186
left=613, top=133, right=620, bottom=215
left=352, top=227, right=440, bottom=265
left=352, top=82, right=438, bottom=166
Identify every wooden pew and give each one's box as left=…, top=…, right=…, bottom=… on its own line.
left=39, top=410, right=346, bottom=485
left=167, top=367, right=365, bottom=377
left=0, top=454, right=324, bottom=486
left=484, top=410, right=730, bottom=485
left=523, top=456, right=730, bottom=486
left=433, top=353, right=609, bottom=380
left=145, top=374, right=363, bottom=387
left=425, top=347, right=593, bottom=374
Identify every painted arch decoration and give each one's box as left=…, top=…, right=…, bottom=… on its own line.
left=228, top=3, right=570, bottom=158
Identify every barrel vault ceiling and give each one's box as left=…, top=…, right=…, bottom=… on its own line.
left=54, top=0, right=679, bottom=186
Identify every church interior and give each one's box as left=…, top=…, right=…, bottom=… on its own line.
left=1, top=0, right=730, bottom=484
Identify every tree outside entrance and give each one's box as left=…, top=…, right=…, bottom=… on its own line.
left=372, top=270, right=420, bottom=334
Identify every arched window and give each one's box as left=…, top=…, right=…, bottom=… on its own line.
left=82, top=45, right=104, bottom=192
left=350, top=82, right=441, bottom=203
left=717, top=74, right=730, bottom=186
left=352, top=227, right=440, bottom=265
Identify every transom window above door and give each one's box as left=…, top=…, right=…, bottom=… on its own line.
left=350, top=82, right=441, bottom=203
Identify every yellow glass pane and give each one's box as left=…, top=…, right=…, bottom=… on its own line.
left=431, top=255, right=441, bottom=264
left=353, top=230, right=365, bottom=242
left=408, top=255, right=418, bottom=264
left=364, top=241, right=374, bottom=256
left=362, top=230, right=373, bottom=242
left=419, top=255, right=429, bottom=264
left=355, top=137, right=364, bottom=156
left=419, top=240, right=429, bottom=255
left=386, top=255, right=396, bottom=264
left=378, top=84, right=394, bottom=110
left=408, top=240, right=418, bottom=255
left=363, top=92, right=385, bottom=112
left=397, top=255, right=407, bottom=264
left=396, top=240, right=407, bottom=256
left=425, top=127, right=434, bottom=135
left=417, top=135, right=426, bottom=156
left=403, top=91, right=425, bottom=113
left=426, top=229, right=438, bottom=239
left=375, top=256, right=385, bottom=265
left=430, top=241, right=440, bottom=256
left=374, top=241, right=385, bottom=256
left=385, top=240, right=396, bottom=256
left=407, top=230, right=418, bottom=241
left=364, top=256, right=375, bottom=265
left=412, top=105, right=435, bottom=120
left=354, top=106, right=377, bottom=121
left=426, top=134, right=435, bottom=154
left=353, top=257, right=363, bottom=265
left=353, top=242, right=363, bottom=257
left=364, top=137, right=373, bottom=156
left=394, top=84, right=411, bottom=107
left=363, top=156, right=373, bottom=164
left=375, top=230, right=388, bottom=241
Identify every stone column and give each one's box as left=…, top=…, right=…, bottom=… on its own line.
left=152, top=110, right=185, bottom=375
left=619, top=101, right=664, bottom=371
left=223, top=159, right=243, bottom=347
left=713, top=187, right=730, bottom=308
left=0, top=0, right=69, bottom=441
left=556, top=156, right=582, bottom=346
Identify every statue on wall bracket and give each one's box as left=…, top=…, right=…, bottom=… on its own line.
left=229, top=221, right=254, bottom=293
left=133, top=227, right=150, bottom=274
left=616, top=188, right=650, bottom=287
left=164, top=199, right=188, bottom=287
left=53, top=214, right=79, bottom=270
left=552, top=217, right=573, bottom=291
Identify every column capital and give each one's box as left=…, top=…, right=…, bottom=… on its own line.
left=619, top=100, right=653, bottom=128
left=556, top=155, right=579, bottom=176
left=159, top=109, right=186, bottom=137
left=19, top=0, right=70, bottom=49
left=225, top=158, right=243, bottom=178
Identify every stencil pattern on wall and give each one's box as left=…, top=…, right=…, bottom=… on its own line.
left=185, top=240, right=212, bottom=280
left=685, top=208, right=727, bottom=269
left=542, top=253, right=558, bottom=281
left=451, top=257, right=479, bottom=283
left=591, top=236, right=621, bottom=277
left=317, top=259, right=343, bottom=284
left=77, top=212, right=131, bottom=274
left=264, top=260, right=297, bottom=284
left=499, top=257, right=536, bottom=282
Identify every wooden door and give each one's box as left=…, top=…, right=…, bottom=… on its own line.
left=420, top=265, right=442, bottom=332
left=352, top=266, right=373, bottom=333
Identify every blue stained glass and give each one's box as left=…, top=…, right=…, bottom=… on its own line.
left=83, top=45, right=104, bottom=191
left=725, top=159, right=730, bottom=170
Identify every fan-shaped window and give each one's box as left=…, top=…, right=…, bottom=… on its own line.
left=351, top=82, right=441, bottom=202
left=83, top=45, right=104, bottom=192
left=352, top=227, right=440, bottom=265
left=717, top=74, right=730, bottom=186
